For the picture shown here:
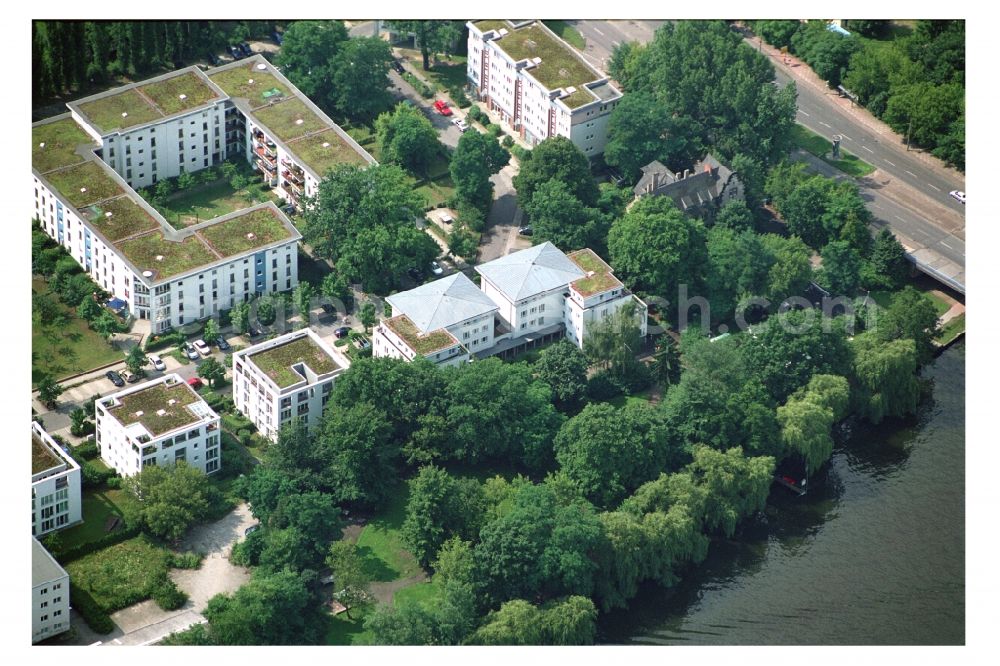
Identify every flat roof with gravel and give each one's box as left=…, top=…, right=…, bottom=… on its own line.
left=32, top=118, right=95, bottom=174
left=384, top=314, right=459, bottom=356
left=247, top=334, right=343, bottom=388
left=106, top=380, right=206, bottom=438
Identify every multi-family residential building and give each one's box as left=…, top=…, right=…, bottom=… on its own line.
left=374, top=242, right=647, bottom=362
left=373, top=273, right=499, bottom=367
left=32, top=55, right=374, bottom=333
left=232, top=329, right=348, bottom=442
left=633, top=154, right=745, bottom=220
left=467, top=20, right=622, bottom=155
left=31, top=422, right=82, bottom=538
left=95, top=374, right=221, bottom=477
left=32, top=537, right=71, bottom=644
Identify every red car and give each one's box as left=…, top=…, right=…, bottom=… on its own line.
left=187, top=377, right=204, bottom=389
left=433, top=99, right=452, bottom=116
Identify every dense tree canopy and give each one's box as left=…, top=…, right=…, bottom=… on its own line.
left=450, top=130, right=509, bottom=213
left=375, top=103, right=441, bottom=175
left=851, top=332, right=922, bottom=424
left=331, top=37, right=395, bottom=121
left=533, top=341, right=591, bottom=410
left=277, top=21, right=349, bottom=105
left=402, top=465, right=485, bottom=567
left=384, top=20, right=464, bottom=70
left=470, top=596, right=598, bottom=645
left=523, top=180, right=605, bottom=251
left=124, top=462, right=222, bottom=541
left=877, top=286, right=941, bottom=364
left=604, top=92, right=703, bottom=181
left=513, top=136, right=599, bottom=208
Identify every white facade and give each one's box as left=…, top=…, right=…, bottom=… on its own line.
left=467, top=20, right=622, bottom=156
left=95, top=374, right=221, bottom=477
left=32, top=537, right=71, bottom=644
left=232, top=329, right=348, bottom=442
left=31, top=422, right=83, bottom=538
left=373, top=316, right=469, bottom=367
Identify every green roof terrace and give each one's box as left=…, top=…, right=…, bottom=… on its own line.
left=248, top=334, right=343, bottom=389
left=32, top=118, right=95, bottom=174
left=82, top=196, right=161, bottom=243
left=384, top=315, right=458, bottom=356
left=197, top=207, right=297, bottom=258
left=42, top=161, right=126, bottom=209
left=75, top=88, right=162, bottom=134
left=208, top=63, right=289, bottom=109
left=492, top=22, right=598, bottom=99
left=137, top=71, right=221, bottom=116
left=32, top=434, right=62, bottom=475
left=252, top=97, right=327, bottom=143
left=286, top=128, right=368, bottom=176
left=568, top=248, right=622, bottom=297
left=115, top=231, right=219, bottom=281
left=474, top=19, right=510, bottom=33
left=106, top=380, right=205, bottom=438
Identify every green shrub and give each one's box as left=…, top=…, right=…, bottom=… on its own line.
left=586, top=372, right=624, bottom=401
left=144, top=331, right=187, bottom=352
left=488, top=124, right=503, bottom=138
left=74, top=438, right=100, bottom=460
left=81, top=460, right=116, bottom=489
left=152, top=577, right=188, bottom=611
left=451, top=88, right=472, bottom=108
left=57, top=522, right=142, bottom=563
left=70, top=583, right=115, bottom=634
left=167, top=551, right=204, bottom=569
left=230, top=528, right=265, bottom=566
left=502, top=135, right=514, bottom=148
left=106, top=476, right=122, bottom=489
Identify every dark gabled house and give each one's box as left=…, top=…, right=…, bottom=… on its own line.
left=633, top=154, right=744, bottom=221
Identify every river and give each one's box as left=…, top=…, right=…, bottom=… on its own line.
left=601, top=342, right=965, bottom=645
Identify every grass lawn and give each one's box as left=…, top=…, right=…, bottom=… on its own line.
left=936, top=313, right=965, bottom=345
left=394, top=578, right=443, bottom=610
left=325, top=606, right=374, bottom=645
left=65, top=536, right=173, bottom=612
left=32, top=277, right=122, bottom=387
left=57, top=487, right=139, bottom=551
left=869, top=288, right=951, bottom=317
left=606, top=393, right=656, bottom=409
left=355, top=483, right=422, bottom=582
left=413, top=175, right=456, bottom=209
left=543, top=20, right=586, bottom=49
left=150, top=178, right=276, bottom=229
left=791, top=123, right=875, bottom=178
left=398, top=49, right=469, bottom=97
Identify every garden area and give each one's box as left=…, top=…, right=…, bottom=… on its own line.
left=791, top=123, right=875, bottom=178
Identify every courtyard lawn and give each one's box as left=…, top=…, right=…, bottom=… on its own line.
left=32, top=278, right=122, bottom=387
left=325, top=606, right=374, bottom=645
left=65, top=536, right=173, bottom=612
left=393, top=578, right=443, bottom=610
left=151, top=178, right=277, bottom=229
left=607, top=392, right=657, bottom=409
left=57, top=487, right=139, bottom=551
left=791, top=123, right=876, bottom=178
left=355, top=483, right=422, bottom=582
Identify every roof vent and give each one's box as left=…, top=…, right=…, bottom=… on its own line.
left=80, top=187, right=87, bottom=193
left=142, top=270, right=153, bottom=278
left=559, top=68, right=570, bottom=77
left=565, top=86, right=577, bottom=94
left=156, top=409, right=166, bottom=416
left=498, top=28, right=509, bottom=36
left=587, top=271, right=595, bottom=277
left=122, top=112, right=128, bottom=118
left=295, top=118, right=304, bottom=125
left=532, top=57, right=542, bottom=65
left=246, top=232, right=256, bottom=240
left=39, top=142, right=45, bottom=148
left=179, top=93, right=187, bottom=100
left=105, top=211, right=113, bottom=218
left=167, top=399, right=176, bottom=406
left=155, top=255, right=164, bottom=261
left=526, top=39, right=537, bottom=49
left=256, top=63, right=267, bottom=71
left=248, top=79, right=254, bottom=84
left=321, top=142, right=330, bottom=148
left=135, top=411, right=143, bottom=417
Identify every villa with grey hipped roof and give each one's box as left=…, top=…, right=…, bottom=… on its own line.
left=467, top=20, right=622, bottom=156
left=33, top=55, right=373, bottom=333
left=633, top=154, right=744, bottom=221
left=374, top=242, right=647, bottom=364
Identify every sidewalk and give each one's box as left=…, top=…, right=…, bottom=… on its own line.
left=742, top=28, right=964, bottom=180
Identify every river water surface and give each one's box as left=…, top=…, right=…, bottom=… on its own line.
left=601, top=342, right=965, bottom=645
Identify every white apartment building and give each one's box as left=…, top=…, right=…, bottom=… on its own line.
left=32, top=56, right=374, bottom=334
left=374, top=243, right=647, bottom=362
left=95, top=374, right=221, bottom=477
left=467, top=20, right=622, bottom=156
left=31, top=421, right=82, bottom=538
left=32, top=537, right=71, bottom=644
left=373, top=273, right=499, bottom=367
left=233, top=329, right=348, bottom=442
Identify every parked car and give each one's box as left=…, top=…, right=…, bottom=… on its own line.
left=334, top=326, right=351, bottom=339
left=148, top=353, right=166, bottom=371
left=183, top=343, right=200, bottom=360
left=228, top=45, right=243, bottom=59
left=120, top=370, right=139, bottom=384
left=407, top=267, right=424, bottom=281
left=392, top=60, right=405, bottom=74
left=106, top=370, right=125, bottom=387
left=430, top=260, right=444, bottom=276
left=193, top=339, right=212, bottom=357
left=353, top=336, right=371, bottom=350
left=949, top=190, right=966, bottom=204
left=433, top=99, right=453, bottom=116
left=518, top=226, right=533, bottom=236
left=452, top=118, right=469, bottom=132
left=187, top=377, right=204, bottom=389
left=206, top=51, right=219, bottom=66
left=216, top=337, right=231, bottom=352
left=440, top=212, right=454, bottom=225
left=322, top=303, right=338, bottom=317
left=247, top=326, right=262, bottom=338
left=272, top=30, right=283, bottom=45
left=244, top=524, right=260, bottom=536
left=239, top=42, right=253, bottom=57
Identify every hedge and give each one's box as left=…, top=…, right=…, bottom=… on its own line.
left=152, top=578, right=188, bottom=611
left=144, top=331, right=187, bottom=352
left=74, top=438, right=100, bottom=461
left=70, top=582, right=115, bottom=634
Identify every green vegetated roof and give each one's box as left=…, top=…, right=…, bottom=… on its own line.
left=385, top=315, right=457, bottom=356
left=208, top=64, right=289, bottom=109
left=43, top=161, right=126, bottom=208
left=287, top=128, right=367, bottom=177
left=494, top=22, right=598, bottom=94
left=198, top=208, right=295, bottom=258
left=252, top=97, right=327, bottom=143
left=137, top=71, right=220, bottom=116
left=76, top=88, right=163, bottom=133
left=116, top=231, right=220, bottom=280
left=474, top=19, right=510, bottom=33
left=32, top=434, right=62, bottom=475
left=32, top=118, right=94, bottom=174
left=248, top=335, right=342, bottom=388
left=562, top=87, right=596, bottom=109
left=108, top=381, right=203, bottom=437
left=83, top=196, right=161, bottom=243
left=568, top=248, right=622, bottom=297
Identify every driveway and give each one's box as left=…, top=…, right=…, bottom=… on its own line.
left=479, top=165, right=531, bottom=263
